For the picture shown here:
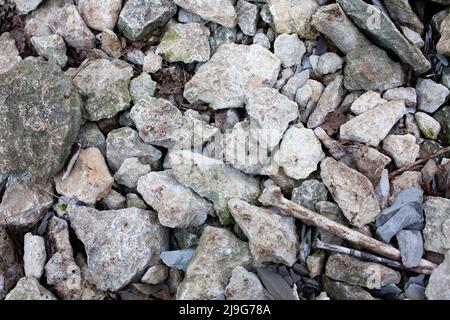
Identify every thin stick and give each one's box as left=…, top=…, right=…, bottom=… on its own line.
left=314, top=239, right=432, bottom=275
left=389, top=146, right=450, bottom=179
left=259, top=186, right=437, bottom=273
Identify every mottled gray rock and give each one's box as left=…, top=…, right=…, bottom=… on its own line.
left=253, top=32, right=271, bottom=49
left=54, top=148, right=113, bottom=205
left=184, top=43, right=281, bottom=110
left=118, top=0, right=177, bottom=41
left=396, top=230, right=423, bottom=268
left=126, top=193, right=148, bottom=210
left=350, top=91, right=386, bottom=115
left=344, top=45, right=405, bottom=91
left=5, top=277, right=56, bottom=300
left=415, top=112, right=441, bottom=140
left=0, top=33, right=21, bottom=75
left=383, top=87, right=417, bottom=108
left=390, top=171, right=423, bottom=204
left=178, top=8, right=204, bottom=24
left=307, top=252, right=325, bottom=278
left=291, top=180, right=328, bottom=210
left=383, top=0, right=424, bottom=34
left=325, top=254, right=401, bottom=289
left=24, top=233, right=46, bottom=279
left=0, top=227, right=23, bottom=299
left=376, top=205, right=423, bottom=243
left=143, top=52, right=162, bottom=73
left=321, top=157, right=380, bottom=228
left=12, top=0, right=44, bottom=15
left=169, top=150, right=261, bottom=225
left=274, top=34, right=306, bottom=68
left=78, top=0, right=122, bottom=31
left=31, top=33, right=69, bottom=68
left=416, top=78, right=449, bottom=113
left=209, top=26, right=237, bottom=53
left=321, top=276, right=376, bottom=300
left=225, top=266, right=266, bottom=300
left=76, top=123, right=106, bottom=157
left=228, top=198, right=299, bottom=266
left=0, top=60, right=82, bottom=179
left=137, top=171, right=212, bottom=228
left=236, top=0, right=259, bottom=36
left=140, top=265, right=168, bottom=285
left=129, top=73, right=157, bottom=104
left=382, top=134, right=419, bottom=168
left=160, top=249, right=195, bottom=271
left=337, top=0, right=430, bottom=74
left=425, top=251, right=450, bottom=300
left=296, top=79, right=324, bottom=122
left=176, top=226, right=252, bottom=300
left=423, top=196, right=450, bottom=254
left=314, top=52, right=344, bottom=76
left=401, top=26, right=424, bottom=48
left=0, top=174, right=53, bottom=228
left=174, top=0, right=237, bottom=28
left=67, top=206, right=169, bottom=291
left=437, top=13, right=450, bottom=56
left=340, top=100, right=406, bottom=147
left=114, top=157, right=151, bottom=188
left=316, top=201, right=347, bottom=245
left=97, top=29, right=122, bottom=58
left=24, top=0, right=72, bottom=37
left=73, top=59, right=133, bottom=122
left=281, top=70, right=310, bottom=101
left=101, top=189, right=126, bottom=210
left=433, top=106, right=450, bottom=145
left=156, top=22, right=210, bottom=63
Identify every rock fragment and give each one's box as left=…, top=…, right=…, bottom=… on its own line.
left=382, top=134, right=419, bottom=168
left=225, top=266, right=266, bottom=300
left=12, top=0, right=44, bottom=15
left=160, top=249, right=195, bottom=271
left=236, top=0, right=259, bottom=36
left=31, top=34, right=67, bottom=67
left=274, top=34, right=306, bottom=68
left=350, top=91, right=386, bottom=115
left=321, top=276, right=376, bottom=300
left=416, top=78, right=449, bottom=113
left=24, top=233, right=46, bottom=279
left=382, top=87, right=417, bottom=108
left=174, top=0, right=237, bottom=28
left=5, top=277, right=56, bottom=300
left=0, top=32, right=22, bottom=75
left=423, top=196, right=450, bottom=254
left=291, top=180, right=328, bottom=211
left=114, top=157, right=151, bottom=189
left=425, top=251, right=450, bottom=300
left=78, top=0, right=122, bottom=31
left=415, top=112, right=441, bottom=140
left=376, top=205, right=423, bottom=243
left=0, top=227, right=23, bottom=299
left=129, top=73, right=157, bottom=104
left=140, top=265, right=168, bottom=285
left=396, top=230, right=423, bottom=268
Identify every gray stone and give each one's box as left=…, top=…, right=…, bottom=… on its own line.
left=437, top=13, right=450, bottom=57
left=137, top=171, right=212, bottom=228
left=296, top=79, right=324, bottom=122
left=344, top=45, right=405, bottom=91
left=416, top=78, right=449, bottom=113
left=253, top=32, right=271, bottom=49
left=396, top=230, right=423, bottom=268
left=321, top=157, right=380, bottom=228
left=225, top=266, right=266, bottom=300
left=140, top=265, right=168, bottom=285
left=321, top=276, right=377, bottom=300
left=350, top=91, right=386, bottom=115
left=228, top=198, right=299, bottom=266
left=291, top=180, right=328, bottom=210
left=5, top=277, right=56, bottom=300
left=383, top=87, right=417, bottom=108
left=0, top=60, right=82, bottom=179
left=433, top=106, right=450, bottom=145
left=184, top=43, right=281, bottom=110
left=401, top=26, right=424, bottom=48
left=174, top=0, right=237, bottom=28
left=314, top=52, right=344, bottom=76
left=156, top=22, right=210, bottom=63
left=24, top=0, right=72, bottom=38
left=316, top=201, right=347, bottom=245
left=404, top=283, right=425, bottom=300
left=383, top=0, right=424, bottom=34
left=101, top=189, right=126, bottom=210
left=118, top=0, right=177, bottom=41
left=178, top=8, right=204, bottom=24
left=160, top=249, right=195, bottom=271
left=281, top=70, right=310, bottom=101
left=78, top=0, right=122, bottom=31
left=257, top=267, right=298, bottom=300
left=382, top=134, right=420, bottom=168
left=0, top=227, right=23, bottom=299
left=236, top=0, right=259, bottom=36
left=274, top=34, right=306, bottom=68
left=73, top=59, right=134, bottom=122
left=0, top=32, right=21, bottom=75
left=425, top=251, right=450, bottom=300
left=143, top=52, right=163, bottom=73
left=67, top=206, right=169, bottom=291
left=12, top=0, right=44, bottom=15
left=97, top=29, right=122, bottom=58
left=376, top=205, right=423, bottom=243
left=106, top=127, right=162, bottom=172
left=24, top=233, right=46, bottom=279
left=306, top=252, right=325, bottom=278
left=176, top=226, right=252, bottom=300
left=126, top=193, right=148, bottom=210
left=209, top=26, right=237, bottom=53
left=169, top=150, right=261, bottom=225
left=114, top=157, right=151, bottom=189
left=415, top=112, right=441, bottom=140
left=390, top=171, right=423, bottom=204
left=76, top=123, right=106, bottom=157
left=325, top=254, right=401, bottom=289
left=423, top=196, right=450, bottom=254
left=129, top=73, right=157, bottom=104
left=340, top=100, right=406, bottom=147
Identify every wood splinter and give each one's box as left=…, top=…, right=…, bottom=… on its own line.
left=259, top=186, right=437, bottom=275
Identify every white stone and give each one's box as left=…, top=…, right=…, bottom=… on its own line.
left=416, top=78, right=449, bottom=113
left=24, top=233, right=46, bottom=279
left=13, top=0, right=43, bottom=15
left=350, top=91, right=387, bottom=115
left=0, top=33, right=21, bottom=75
left=415, top=111, right=442, bottom=139
left=274, top=33, right=306, bottom=68
left=236, top=0, right=259, bottom=36
left=296, top=79, right=324, bottom=122
left=225, top=266, right=266, bottom=300
left=141, top=265, right=168, bottom=285
left=143, top=52, right=163, bottom=73
left=114, top=157, right=152, bottom=188
left=382, top=134, right=419, bottom=168
left=315, top=52, right=344, bottom=76
left=173, top=0, right=237, bottom=28
left=383, top=87, right=417, bottom=107
left=129, top=73, right=157, bottom=104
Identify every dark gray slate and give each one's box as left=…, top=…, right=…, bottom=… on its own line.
left=396, top=230, right=424, bottom=268
left=376, top=205, right=423, bottom=243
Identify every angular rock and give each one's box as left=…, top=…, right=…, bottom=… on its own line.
left=437, top=13, right=450, bottom=56
left=257, top=267, right=298, bottom=300
left=76, top=123, right=106, bottom=156
left=0, top=227, right=23, bottom=299
left=118, top=0, right=177, bottom=41
left=129, top=73, right=157, bottom=104
left=321, top=157, right=380, bottom=228
left=350, top=91, right=386, bottom=115
left=0, top=32, right=22, bottom=75
left=143, top=52, right=163, bottom=74
left=415, top=112, right=441, bottom=140
left=24, top=233, right=46, bottom=279
left=140, top=265, right=168, bottom=285
left=160, top=249, right=195, bottom=271
left=101, top=189, right=126, bottom=210
left=390, top=171, right=423, bottom=203
left=169, top=150, right=261, bottom=225
left=184, top=43, right=281, bottom=110
left=316, top=201, right=347, bottom=245
left=97, top=29, right=122, bottom=58
left=5, top=277, right=56, bottom=300
left=376, top=205, right=423, bottom=243
left=306, top=252, right=325, bottom=278
left=176, top=227, right=252, bottom=300
left=321, top=276, right=376, bottom=300
left=383, top=0, right=424, bottom=34
left=423, top=196, right=450, bottom=254
left=401, top=27, right=424, bottom=48
left=114, top=157, right=151, bottom=188
left=12, top=0, right=44, bottom=15
left=156, top=22, right=210, bottom=63
left=416, top=78, right=449, bottom=113
left=382, top=134, right=419, bottom=168
left=325, top=254, right=401, bottom=289
left=282, top=70, right=310, bottom=100
left=236, top=0, right=259, bottom=36
left=24, top=0, right=72, bottom=38
left=174, top=0, right=237, bottom=28
left=340, top=100, right=406, bottom=147
left=253, top=33, right=271, bottom=49
left=0, top=60, right=82, bottom=179
left=78, top=0, right=122, bottom=31
left=73, top=59, right=133, bottom=121
left=425, top=251, right=450, bottom=300
left=31, top=34, right=67, bottom=68
left=106, top=127, right=162, bottom=172
left=291, top=180, right=328, bottom=211
left=383, top=87, right=417, bottom=108
left=126, top=193, right=148, bottom=210
left=314, top=52, right=344, bottom=76
left=433, top=106, right=450, bottom=145
left=296, top=79, right=324, bottom=122
left=137, top=171, right=212, bottom=228
left=67, top=206, right=169, bottom=291
left=225, top=266, right=266, bottom=300
left=274, top=34, right=306, bottom=68
left=396, top=230, right=423, bottom=268
left=228, top=198, right=299, bottom=266
left=54, top=148, right=113, bottom=205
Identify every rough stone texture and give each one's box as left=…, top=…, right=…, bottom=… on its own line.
left=129, top=73, right=157, bottom=104
left=314, top=52, right=344, bottom=76
left=97, top=29, right=122, bottom=58
left=291, top=180, right=328, bottom=211
left=143, top=52, right=163, bottom=73
left=340, top=100, right=406, bottom=147
left=316, top=201, right=347, bottom=245
left=31, top=34, right=67, bottom=67
left=24, top=233, right=46, bottom=279
left=130, top=97, right=183, bottom=147
left=311, top=3, right=371, bottom=54
left=274, top=126, right=325, bottom=180
left=106, top=127, right=162, bottom=172
left=0, top=227, right=23, bottom=299
left=321, top=157, right=380, bottom=228
left=140, top=265, right=168, bottom=285
left=54, top=148, right=113, bottom=205
left=382, top=134, right=419, bottom=168
left=376, top=205, right=423, bottom=243
left=0, top=32, right=22, bottom=75
left=67, top=206, right=169, bottom=291
left=174, top=0, right=237, bottom=28
left=268, top=0, right=318, bottom=39
left=415, top=112, right=441, bottom=140
left=24, top=0, right=72, bottom=38
left=423, top=196, right=450, bottom=254
left=434, top=106, right=450, bottom=145
left=12, top=0, right=44, bottom=15
left=325, top=254, right=401, bottom=289
left=274, top=34, right=306, bottom=68
left=176, top=226, right=252, bottom=300
left=101, top=189, right=126, bottom=210
left=416, top=78, right=449, bottom=113
left=282, top=70, right=310, bottom=100
left=228, top=198, right=299, bottom=266
left=296, top=79, right=324, bottom=122
left=78, top=0, right=122, bottom=31
left=396, top=230, right=423, bottom=268
left=337, top=0, right=430, bottom=74
left=236, top=0, right=259, bottom=36
left=161, top=249, right=195, bottom=271
left=321, top=276, right=376, bottom=300
left=0, top=174, right=53, bottom=228
left=225, top=266, right=266, bottom=300
left=184, top=43, right=281, bottom=110
left=51, top=4, right=95, bottom=49
left=390, top=171, right=423, bottom=203
left=73, top=59, right=133, bottom=122
left=118, top=0, right=177, bottom=41
left=383, top=87, right=417, bottom=108
left=350, top=91, right=386, bottom=115
left=76, top=123, right=106, bottom=156
left=137, top=171, right=213, bottom=228
left=306, top=253, right=325, bottom=278
left=156, top=22, right=210, bottom=63
left=437, top=13, right=450, bottom=56
left=5, top=277, right=56, bottom=300
left=425, top=251, right=450, bottom=300
left=114, top=157, right=151, bottom=189
left=383, top=0, right=423, bottom=34
left=0, top=60, right=82, bottom=179
left=169, top=150, right=261, bottom=225
left=344, top=45, right=405, bottom=91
